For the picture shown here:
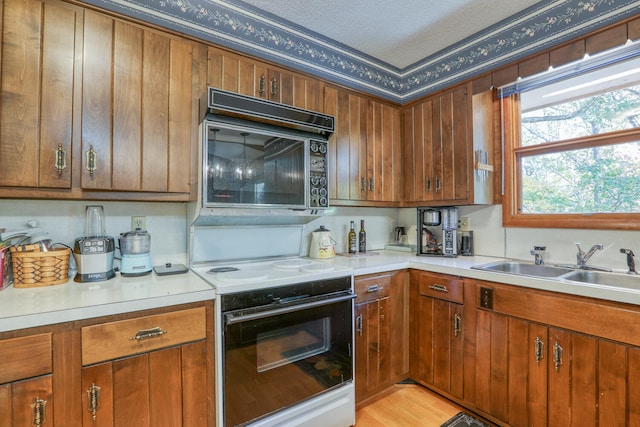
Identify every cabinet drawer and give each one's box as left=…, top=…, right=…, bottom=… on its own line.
left=418, top=272, right=463, bottom=304
left=355, top=273, right=392, bottom=303
left=81, top=307, right=206, bottom=365
left=0, top=333, right=52, bottom=384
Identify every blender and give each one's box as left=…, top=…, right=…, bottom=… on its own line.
left=119, top=230, right=152, bottom=276
left=73, top=206, right=116, bottom=282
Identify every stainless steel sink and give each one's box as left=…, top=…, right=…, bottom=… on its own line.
left=472, top=261, right=575, bottom=278
left=562, top=270, right=640, bottom=289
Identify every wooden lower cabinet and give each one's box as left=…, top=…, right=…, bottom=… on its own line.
left=354, top=270, right=409, bottom=404
left=468, top=278, right=640, bottom=426
left=0, top=333, right=53, bottom=426
left=410, top=271, right=464, bottom=400
left=0, top=301, right=214, bottom=427
left=81, top=342, right=207, bottom=426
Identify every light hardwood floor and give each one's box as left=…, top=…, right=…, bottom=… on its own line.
left=355, top=384, right=464, bottom=426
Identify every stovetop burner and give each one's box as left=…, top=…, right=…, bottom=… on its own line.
left=208, top=266, right=239, bottom=273
left=192, top=257, right=353, bottom=294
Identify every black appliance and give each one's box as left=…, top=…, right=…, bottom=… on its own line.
left=221, top=276, right=354, bottom=427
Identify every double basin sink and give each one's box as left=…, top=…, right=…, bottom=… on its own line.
left=472, top=260, right=640, bottom=290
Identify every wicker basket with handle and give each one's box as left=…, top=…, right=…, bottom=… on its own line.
left=10, top=246, right=71, bottom=287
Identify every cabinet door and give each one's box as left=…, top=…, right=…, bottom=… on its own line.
left=354, top=297, right=390, bottom=402
left=403, top=100, right=435, bottom=203
left=0, top=0, right=79, bottom=189
left=0, top=375, right=53, bottom=426
left=414, top=295, right=464, bottom=399
left=547, top=328, right=598, bottom=426
left=264, top=68, right=319, bottom=110
left=367, top=100, right=402, bottom=203
left=437, top=85, right=470, bottom=201
left=81, top=342, right=207, bottom=427
left=402, top=83, right=472, bottom=205
left=81, top=13, right=195, bottom=193
left=323, top=86, right=367, bottom=201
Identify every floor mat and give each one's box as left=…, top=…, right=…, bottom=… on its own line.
left=440, top=412, right=490, bottom=427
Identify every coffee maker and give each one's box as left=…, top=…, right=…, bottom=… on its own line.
left=417, top=207, right=458, bottom=257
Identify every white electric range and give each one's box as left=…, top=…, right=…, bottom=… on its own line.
left=190, top=223, right=355, bottom=427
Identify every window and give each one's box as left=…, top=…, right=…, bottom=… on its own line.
left=501, top=43, right=640, bottom=230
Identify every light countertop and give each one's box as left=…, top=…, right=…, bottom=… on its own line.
left=0, top=271, right=214, bottom=333
left=2, top=250, right=640, bottom=334
left=325, top=251, right=640, bottom=307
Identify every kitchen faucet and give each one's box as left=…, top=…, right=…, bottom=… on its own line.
left=620, top=248, right=637, bottom=275
left=530, top=246, right=546, bottom=265
left=576, top=243, right=608, bottom=270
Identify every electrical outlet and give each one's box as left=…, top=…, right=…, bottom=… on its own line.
left=131, top=216, right=146, bottom=230
left=458, top=216, right=470, bottom=231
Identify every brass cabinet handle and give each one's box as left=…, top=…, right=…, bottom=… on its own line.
left=368, top=177, right=374, bottom=192
left=553, top=342, right=563, bottom=371
left=535, top=337, right=544, bottom=363
left=425, top=177, right=431, bottom=191
left=454, top=313, right=462, bottom=337
left=361, top=177, right=367, bottom=191
left=435, top=176, right=441, bottom=191
left=428, top=284, right=449, bottom=293
left=356, top=314, right=363, bottom=336
left=87, top=383, right=101, bottom=421
left=130, top=326, right=168, bottom=341
left=258, top=74, right=266, bottom=95
left=31, top=397, right=47, bottom=427
left=270, top=78, right=278, bottom=97
left=55, top=144, right=67, bottom=175
left=85, top=146, right=97, bottom=177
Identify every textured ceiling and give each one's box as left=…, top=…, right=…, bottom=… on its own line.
left=238, top=0, right=543, bottom=68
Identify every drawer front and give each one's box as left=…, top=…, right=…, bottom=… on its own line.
left=81, top=306, right=206, bottom=365
left=355, top=273, right=391, bottom=303
left=418, top=272, right=463, bottom=304
left=0, top=333, right=52, bottom=383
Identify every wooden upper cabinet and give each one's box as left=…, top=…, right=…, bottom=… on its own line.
left=207, top=47, right=318, bottom=110
left=403, top=83, right=495, bottom=206
left=81, top=13, right=195, bottom=193
left=322, top=84, right=402, bottom=206
left=0, top=0, right=80, bottom=189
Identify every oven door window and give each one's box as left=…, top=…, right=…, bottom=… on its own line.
left=204, top=123, right=307, bottom=208
left=223, top=299, right=352, bottom=427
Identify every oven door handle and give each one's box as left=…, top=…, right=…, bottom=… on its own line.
left=224, top=293, right=356, bottom=326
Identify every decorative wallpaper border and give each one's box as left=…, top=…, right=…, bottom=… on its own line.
left=79, top=0, right=640, bottom=103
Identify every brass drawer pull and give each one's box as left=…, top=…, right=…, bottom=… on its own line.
left=428, top=284, right=449, bottom=293
left=31, top=397, right=47, bottom=427
left=85, top=146, right=97, bottom=177
left=367, top=285, right=381, bottom=293
left=258, top=74, right=266, bottom=95
left=55, top=144, right=67, bottom=175
left=553, top=342, right=563, bottom=371
left=535, top=337, right=544, bottom=364
left=130, top=326, right=167, bottom=341
left=87, top=383, right=101, bottom=421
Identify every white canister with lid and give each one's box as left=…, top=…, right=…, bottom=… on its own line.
left=309, top=226, right=336, bottom=259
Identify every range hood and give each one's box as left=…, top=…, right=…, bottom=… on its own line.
left=205, top=87, right=334, bottom=136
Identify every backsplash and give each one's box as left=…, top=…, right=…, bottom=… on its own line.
left=1, top=199, right=638, bottom=274
left=0, top=200, right=189, bottom=267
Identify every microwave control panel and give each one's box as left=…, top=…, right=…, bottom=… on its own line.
left=309, top=140, right=329, bottom=208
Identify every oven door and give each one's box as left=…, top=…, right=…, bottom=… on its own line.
left=222, top=292, right=354, bottom=427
